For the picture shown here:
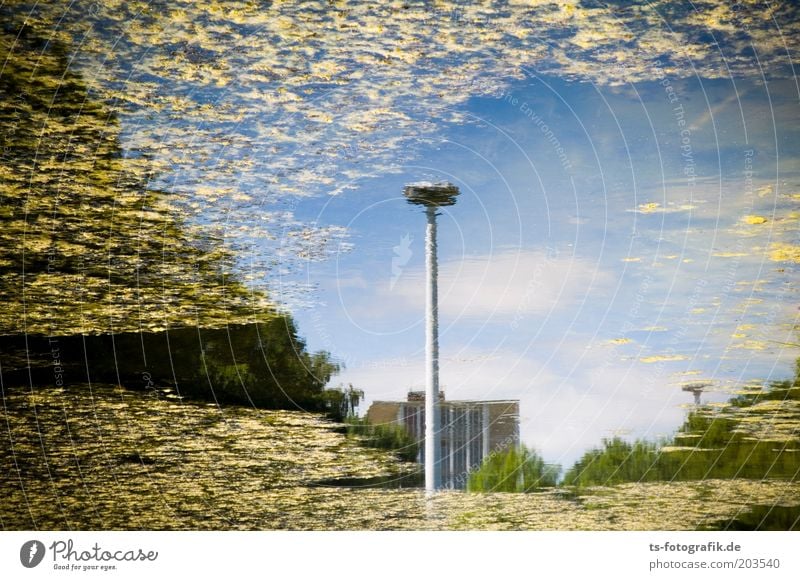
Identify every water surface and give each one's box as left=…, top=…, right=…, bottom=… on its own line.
left=1, top=0, right=799, bottom=529
left=2, top=384, right=799, bottom=530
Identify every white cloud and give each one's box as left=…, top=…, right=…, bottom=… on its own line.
left=375, top=248, right=613, bottom=323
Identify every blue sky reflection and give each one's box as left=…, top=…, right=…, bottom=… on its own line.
left=288, top=72, right=798, bottom=466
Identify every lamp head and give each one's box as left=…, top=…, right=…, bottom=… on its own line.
left=403, top=182, right=460, bottom=207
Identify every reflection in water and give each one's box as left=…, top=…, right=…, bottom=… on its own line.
left=0, top=11, right=271, bottom=335
left=0, top=384, right=415, bottom=529
left=0, top=9, right=339, bottom=412
left=2, top=384, right=799, bottom=530
left=564, top=363, right=800, bottom=486
left=3, top=0, right=798, bottom=302
left=366, top=392, right=520, bottom=489
left=714, top=505, right=800, bottom=532
left=1, top=0, right=799, bottom=530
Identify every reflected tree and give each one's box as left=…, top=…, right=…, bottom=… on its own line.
left=0, top=13, right=270, bottom=336
left=563, top=359, right=800, bottom=487
left=0, top=13, right=340, bottom=412
left=323, top=383, right=364, bottom=422
left=468, top=445, right=560, bottom=492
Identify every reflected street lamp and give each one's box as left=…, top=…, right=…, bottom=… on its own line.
left=403, top=181, right=459, bottom=492
left=682, top=382, right=709, bottom=406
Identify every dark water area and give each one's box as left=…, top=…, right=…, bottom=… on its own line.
left=708, top=505, right=800, bottom=532
left=0, top=324, right=338, bottom=414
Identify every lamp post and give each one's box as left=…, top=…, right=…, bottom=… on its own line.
left=682, top=382, right=709, bottom=406
left=403, top=182, right=459, bottom=492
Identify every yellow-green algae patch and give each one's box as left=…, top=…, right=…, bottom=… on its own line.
left=2, top=384, right=799, bottom=530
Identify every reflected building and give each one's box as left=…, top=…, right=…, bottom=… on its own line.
left=366, top=392, right=519, bottom=489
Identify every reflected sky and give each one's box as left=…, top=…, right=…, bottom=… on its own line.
left=4, top=0, right=799, bottom=466
left=293, top=71, right=799, bottom=466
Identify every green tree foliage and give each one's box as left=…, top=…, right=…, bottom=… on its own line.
left=563, top=361, right=800, bottom=487
left=185, top=321, right=340, bottom=410
left=0, top=8, right=346, bottom=413
left=467, top=445, right=560, bottom=492
left=345, top=417, right=419, bottom=462
left=0, top=321, right=341, bottom=413
left=322, top=384, right=365, bottom=422
left=0, top=10, right=272, bottom=336
left=561, top=438, right=667, bottom=487
left=0, top=11, right=338, bottom=401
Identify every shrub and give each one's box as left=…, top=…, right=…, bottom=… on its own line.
left=467, top=445, right=560, bottom=492
left=345, top=417, right=419, bottom=462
